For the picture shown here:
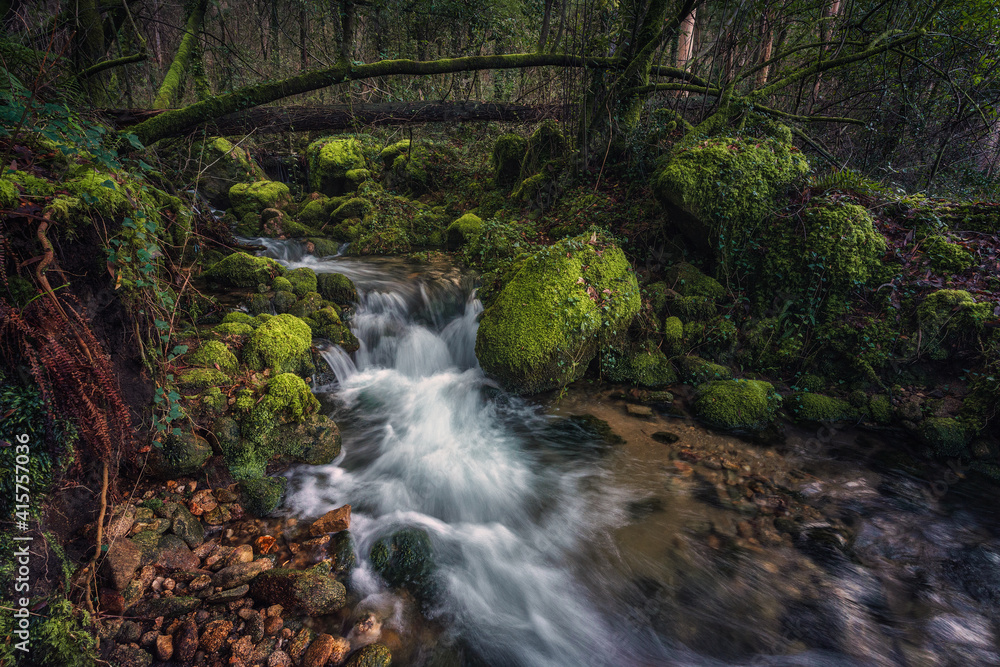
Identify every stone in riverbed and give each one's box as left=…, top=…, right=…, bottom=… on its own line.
left=212, top=558, right=273, bottom=589
left=199, top=619, right=233, bottom=652
left=309, top=505, right=351, bottom=536
left=652, top=431, right=680, bottom=444
left=345, top=643, right=392, bottom=667
left=249, top=566, right=347, bottom=616
left=129, top=596, right=201, bottom=620
left=205, top=583, right=250, bottom=604
left=302, top=633, right=337, bottom=667
left=102, top=539, right=142, bottom=590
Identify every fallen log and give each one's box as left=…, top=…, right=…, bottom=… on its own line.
left=106, top=101, right=566, bottom=137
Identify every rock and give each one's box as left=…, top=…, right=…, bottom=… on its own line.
left=328, top=635, right=351, bottom=665
left=317, top=272, right=358, bottom=304
left=205, top=583, right=250, bottom=604
left=231, top=635, right=255, bottom=663
left=171, top=504, right=205, bottom=547
left=223, top=544, right=255, bottom=566
left=302, top=633, right=337, bottom=667
left=264, top=614, right=284, bottom=636
left=188, top=574, right=212, bottom=592
left=118, top=620, right=142, bottom=644
left=212, top=558, right=273, bottom=589
left=204, top=252, right=285, bottom=289
left=200, top=619, right=233, bottom=652
left=345, top=643, right=392, bottom=667
left=215, top=486, right=239, bottom=503
left=310, top=505, right=352, bottom=536
left=268, top=649, right=293, bottom=667
left=249, top=566, right=347, bottom=616
left=786, top=392, right=858, bottom=423
left=692, top=379, right=782, bottom=432
left=229, top=180, right=292, bottom=219
left=604, top=345, right=678, bottom=388
left=107, top=504, right=138, bottom=541
left=184, top=137, right=265, bottom=208
left=275, top=414, right=344, bottom=465
left=307, top=137, right=366, bottom=196
left=446, top=213, right=484, bottom=249
left=626, top=404, right=653, bottom=417
left=156, top=535, right=201, bottom=571
left=155, top=634, right=174, bottom=661
left=103, top=539, right=142, bottom=590
left=203, top=503, right=238, bottom=525
left=476, top=233, right=641, bottom=394
left=370, top=528, right=436, bottom=603
left=129, top=596, right=201, bottom=620
left=189, top=489, right=218, bottom=517
left=239, top=476, right=289, bottom=517
left=651, top=431, right=680, bottom=444
left=245, top=609, right=266, bottom=642
left=193, top=541, right=217, bottom=560
left=288, top=628, right=314, bottom=663
left=251, top=637, right=279, bottom=664
left=108, top=644, right=153, bottom=667
left=328, top=531, right=357, bottom=576
left=243, top=314, right=315, bottom=377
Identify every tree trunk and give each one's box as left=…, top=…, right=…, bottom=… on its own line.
left=73, top=0, right=107, bottom=100
left=756, top=12, right=773, bottom=85
left=152, top=0, right=208, bottom=109
left=676, top=8, right=696, bottom=68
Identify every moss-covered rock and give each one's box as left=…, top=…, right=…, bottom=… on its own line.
left=370, top=527, right=436, bottom=603
left=238, top=476, right=288, bottom=517
left=272, top=276, right=294, bottom=292
left=274, top=414, right=342, bottom=465
left=297, top=195, right=344, bottom=228
left=178, top=367, right=230, bottom=391
left=665, top=262, right=725, bottom=299
left=273, top=290, right=297, bottom=314
left=286, top=267, right=318, bottom=298
left=184, top=137, right=265, bottom=208
left=379, top=140, right=411, bottom=169
left=521, top=120, right=568, bottom=178
left=603, top=346, right=677, bottom=387
left=243, top=314, right=314, bottom=376
left=919, top=417, right=968, bottom=457
left=308, top=306, right=360, bottom=351
left=924, top=235, right=975, bottom=273
left=492, top=134, right=527, bottom=187
left=662, top=316, right=685, bottom=356
left=290, top=291, right=324, bottom=318
left=869, top=395, right=893, bottom=425
left=307, top=137, right=366, bottom=196
left=916, top=290, right=993, bottom=360
left=786, top=392, right=857, bottom=423
left=249, top=565, right=347, bottom=615
left=345, top=644, right=392, bottom=667
left=669, top=296, right=716, bottom=321
left=677, top=355, right=732, bottom=384
left=203, top=252, right=285, bottom=288
left=683, top=317, right=738, bottom=357
left=475, top=233, right=641, bottom=394
left=187, top=340, right=238, bottom=372
left=213, top=321, right=254, bottom=336
left=148, top=432, right=212, bottom=479
left=693, top=379, right=782, bottom=431
left=316, top=272, right=358, bottom=304
left=446, top=213, right=484, bottom=250
left=653, top=135, right=809, bottom=260
left=332, top=197, right=372, bottom=222
left=385, top=141, right=456, bottom=195
left=229, top=180, right=291, bottom=219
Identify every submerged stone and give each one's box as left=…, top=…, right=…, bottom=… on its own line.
left=693, top=379, right=782, bottom=432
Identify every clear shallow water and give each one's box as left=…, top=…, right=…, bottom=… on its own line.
left=255, top=240, right=1000, bottom=667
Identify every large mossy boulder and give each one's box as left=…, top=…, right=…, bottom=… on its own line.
left=786, top=392, right=858, bottom=423
left=693, top=379, right=782, bottom=432
left=385, top=141, right=455, bottom=195
left=916, top=290, right=993, bottom=360
left=653, top=135, right=809, bottom=255
left=243, top=314, right=314, bottom=376
left=229, top=180, right=292, bottom=219
left=187, top=340, right=238, bottom=372
left=446, top=213, right=483, bottom=250
left=238, top=476, right=288, bottom=516
left=307, top=137, right=366, bottom=196
left=275, top=414, right=342, bottom=465
left=370, top=527, right=436, bottom=603
left=203, top=252, right=285, bottom=288
left=475, top=232, right=640, bottom=394
left=317, top=273, right=358, bottom=304
left=249, top=565, right=348, bottom=615
left=521, top=120, right=568, bottom=178
left=491, top=134, right=527, bottom=187
left=148, top=432, right=213, bottom=479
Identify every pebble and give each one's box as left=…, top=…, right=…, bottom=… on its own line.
left=626, top=404, right=654, bottom=417
left=155, top=634, right=174, bottom=661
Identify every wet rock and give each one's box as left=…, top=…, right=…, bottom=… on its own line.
left=946, top=545, right=1000, bottom=608
left=276, top=415, right=343, bottom=465
left=309, top=505, right=352, bottom=536
left=108, top=644, right=152, bottom=667
left=246, top=610, right=266, bottom=643
left=651, top=431, right=680, bottom=444
left=328, top=531, right=357, bottom=576
left=212, top=558, right=273, bottom=589
left=268, top=649, right=293, bottom=667
left=129, top=596, right=201, bottom=620
left=345, top=643, right=392, bottom=667
left=118, top=620, right=142, bottom=644
left=193, top=541, right=218, bottom=561
left=171, top=504, right=205, bottom=547
left=199, top=619, right=233, bottom=653
left=264, top=614, right=284, bottom=636
left=251, top=637, right=278, bottom=663
left=155, top=634, right=174, bottom=661
left=626, top=404, right=654, bottom=417
left=302, top=633, right=338, bottom=667
left=223, top=544, right=254, bottom=566
left=103, top=539, right=142, bottom=590
left=156, top=535, right=201, bottom=571
left=205, top=583, right=250, bottom=604
left=231, top=635, right=255, bottom=663
left=215, top=487, right=239, bottom=503
left=249, top=566, right=347, bottom=615
left=627, top=497, right=665, bottom=520
left=129, top=530, right=163, bottom=566
left=188, top=489, right=218, bottom=517
left=107, top=504, right=138, bottom=541
left=370, top=528, right=436, bottom=604
left=288, top=627, right=315, bottom=663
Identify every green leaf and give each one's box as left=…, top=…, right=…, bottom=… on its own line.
left=126, top=133, right=144, bottom=150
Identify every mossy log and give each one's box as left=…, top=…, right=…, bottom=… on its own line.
left=151, top=0, right=208, bottom=109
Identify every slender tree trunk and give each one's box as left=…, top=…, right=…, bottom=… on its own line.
left=299, top=4, right=308, bottom=71
left=812, top=0, right=842, bottom=106
left=74, top=0, right=107, bottom=101
left=538, top=0, right=554, bottom=52
left=676, top=8, right=696, bottom=68
left=756, top=11, right=773, bottom=85
left=152, top=0, right=208, bottom=109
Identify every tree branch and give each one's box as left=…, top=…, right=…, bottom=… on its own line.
left=78, top=52, right=147, bottom=80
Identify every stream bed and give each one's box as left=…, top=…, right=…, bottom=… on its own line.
left=254, top=240, right=1000, bottom=667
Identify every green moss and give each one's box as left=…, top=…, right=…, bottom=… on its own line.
left=245, top=293, right=272, bottom=315
left=653, top=135, right=809, bottom=267
left=297, top=195, right=342, bottom=227
left=199, top=387, right=227, bottom=413
left=272, top=276, right=294, bottom=292
left=786, top=392, right=857, bottom=422
left=521, top=120, right=568, bottom=177
left=317, top=273, right=358, bottom=304
left=306, top=237, right=341, bottom=257
left=286, top=267, right=318, bottom=297
left=916, top=290, right=993, bottom=360
left=869, top=395, right=892, bottom=425
left=669, top=295, right=716, bottom=320
left=178, top=367, right=231, bottom=390
left=309, top=307, right=360, bottom=352
left=290, top=291, right=324, bottom=318
left=243, top=313, right=314, bottom=375
left=203, top=252, right=285, bottom=288
left=665, top=262, right=725, bottom=299
left=924, top=235, right=975, bottom=273
left=693, top=379, right=782, bottom=431
left=183, top=136, right=265, bottom=208
left=662, top=316, right=684, bottom=355
left=187, top=340, right=238, bottom=372
left=761, top=200, right=885, bottom=315
left=677, top=355, right=732, bottom=384
left=273, top=290, right=297, bottom=314
left=307, top=137, right=366, bottom=196
left=0, top=177, right=17, bottom=208
left=646, top=282, right=671, bottom=318
left=446, top=213, right=484, bottom=249
left=229, top=180, right=291, bottom=219
left=370, top=528, right=435, bottom=603
left=386, top=142, right=456, bottom=195
left=475, top=233, right=641, bottom=394
left=603, top=345, right=677, bottom=387
left=346, top=168, right=372, bottom=187
left=332, top=197, right=372, bottom=221
left=345, top=643, right=392, bottom=667
left=492, top=133, right=527, bottom=187
left=380, top=140, right=411, bottom=169
left=683, top=317, right=738, bottom=357
left=919, top=417, right=968, bottom=457
left=64, top=168, right=130, bottom=218
left=6, top=170, right=55, bottom=197
left=346, top=182, right=449, bottom=255
left=214, top=321, right=254, bottom=336
left=238, top=476, right=287, bottom=516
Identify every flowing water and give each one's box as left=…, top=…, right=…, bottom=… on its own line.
left=251, top=239, right=1000, bottom=667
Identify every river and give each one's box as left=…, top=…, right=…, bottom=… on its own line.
left=252, top=239, right=1000, bottom=667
